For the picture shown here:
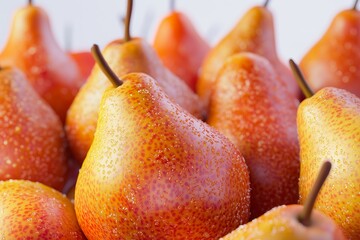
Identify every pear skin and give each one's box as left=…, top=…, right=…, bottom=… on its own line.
left=207, top=53, right=300, bottom=219
left=0, top=180, right=85, bottom=239
left=300, top=8, right=360, bottom=97
left=66, top=39, right=205, bottom=164
left=153, top=11, right=210, bottom=91
left=0, top=4, right=83, bottom=123
left=220, top=205, right=346, bottom=240
left=298, top=87, right=360, bottom=239
left=75, top=72, right=250, bottom=240
left=197, top=5, right=299, bottom=108
left=0, top=67, right=68, bottom=191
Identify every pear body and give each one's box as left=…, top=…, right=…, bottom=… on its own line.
left=197, top=6, right=299, bottom=108
left=66, top=39, right=205, bottom=164
left=75, top=73, right=250, bottom=240
left=300, top=9, right=360, bottom=97
left=0, top=180, right=85, bottom=239
left=298, top=87, right=360, bottom=239
left=0, top=67, right=68, bottom=190
left=220, top=205, right=346, bottom=240
left=0, top=5, right=83, bottom=123
left=207, top=53, right=299, bottom=219
left=153, top=11, right=210, bottom=91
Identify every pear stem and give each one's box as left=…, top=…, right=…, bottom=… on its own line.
left=298, top=161, right=332, bottom=227
left=170, top=0, right=175, bottom=11
left=124, top=0, right=133, bottom=42
left=91, top=44, right=123, bottom=87
left=289, top=59, right=314, bottom=98
left=28, top=0, right=33, bottom=5
left=264, top=0, right=270, bottom=7
left=353, top=0, right=359, bottom=10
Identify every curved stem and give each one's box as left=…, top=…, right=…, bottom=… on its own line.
left=28, top=0, right=33, bottom=5
left=289, top=59, right=314, bottom=98
left=353, top=0, right=359, bottom=10
left=170, top=0, right=175, bottom=11
left=298, top=161, right=332, bottom=226
left=124, top=0, right=133, bottom=42
left=264, top=0, right=270, bottom=8
left=91, top=44, right=123, bottom=87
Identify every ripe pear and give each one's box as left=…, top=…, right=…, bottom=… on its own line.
left=66, top=0, right=205, bottom=164
left=0, top=2, right=83, bottom=123
left=153, top=3, right=210, bottom=91
left=69, top=51, right=95, bottom=83
left=300, top=1, right=360, bottom=97
left=221, top=162, right=346, bottom=240
left=0, top=180, right=85, bottom=239
left=207, top=53, right=300, bottom=219
left=74, top=46, right=250, bottom=240
left=298, top=87, right=360, bottom=239
left=0, top=66, right=68, bottom=191
left=197, top=3, right=299, bottom=108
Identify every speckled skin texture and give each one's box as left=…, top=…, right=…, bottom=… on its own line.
left=0, top=180, right=86, bottom=239
left=75, top=73, right=250, bottom=240
left=66, top=39, right=205, bottom=164
left=197, top=6, right=299, bottom=109
left=207, top=53, right=300, bottom=219
left=220, top=205, right=346, bottom=240
left=298, top=87, right=360, bottom=239
left=0, top=68, right=68, bottom=191
left=0, top=5, right=83, bottom=123
left=300, top=9, right=360, bottom=98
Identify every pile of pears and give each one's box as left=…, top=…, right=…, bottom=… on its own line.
left=0, top=0, right=359, bottom=239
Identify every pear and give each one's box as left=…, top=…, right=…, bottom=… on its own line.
left=220, top=162, right=346, bottom=240
left=74, top=45, right=250, bottom=240
left=69, top=51, right=95, bottom=83
left=0, top=1, right=83, bottom=123
left=0, top=180, right=85, bottom=239
left=197, top=2, right=299, bottom=108
left=300, top=0, right=360, bottom=97
left=207, top=53, right=299, bottom=219
left=153, top=0, right=210, bottom=91
left=0, top=66, right=68, bottom=191
left=298, top=87, right=360, bottom=239
left=66, top=0, right=205, bottom=164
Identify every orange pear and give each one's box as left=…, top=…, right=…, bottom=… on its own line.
left=0, top=1, right=83, bottom=123
left=0, top=66, right=68, bottom=191
left=221, top=162, right=346, bottom=240
left=74, top=45, right=250, bottom=240
left=66, top=0, right=205, bottom=164
left=300, top=0, right=360, bottom=97
left=0, top=180, right=85, bottom=239
left=207, top=53, right=300, bottom=219
left=197, top=2, right=299, bottom=108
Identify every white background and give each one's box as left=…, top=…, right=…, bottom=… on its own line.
left=0, top=0, right=356, bottom=64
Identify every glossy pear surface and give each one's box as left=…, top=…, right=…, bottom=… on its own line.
left=66, top=39, right=205, bottom=163
left=0, top=5, right=83, bottom=122
left=207, top=53, right=300, bottom=219
left=220, top=205, right=346, bottom=240
left=75, top=73, right=250, bottom=240
left=0, top=180, right=85, bottom=239
left=0, top=67, right=68, bottom=190
left=300, top=9, right=360, bottom=97
left=197, top=6, right=299, bottom=108
left=153, top=11, right=210, bottom=91
left=298, top=87, right=360, bottom=239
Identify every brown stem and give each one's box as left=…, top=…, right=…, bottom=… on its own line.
left=28, top=0, right=33, bottom=5
left=124, top=0, right=133, bottom=42
left=170, top=0, right=175, bottom=11
left=91, top=44, right=123, bottom=87
left=289, top=59, right=314, bottom=98
left=298, top=161, right=332, bottom=226
left=264, top=0, right=270, bottom=8
left=353, top=0, right=359, bottom=10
